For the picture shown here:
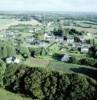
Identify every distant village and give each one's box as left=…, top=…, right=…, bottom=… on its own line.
left=0, top=18, right=97, bottom=64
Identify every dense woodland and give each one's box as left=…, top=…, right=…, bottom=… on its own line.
left=0, top=63, right=97, bottom=100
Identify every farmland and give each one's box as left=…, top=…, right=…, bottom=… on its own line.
left=0, top=16, right=41, bottom=30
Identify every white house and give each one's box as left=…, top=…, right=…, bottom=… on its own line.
left=44, top=32, right=55, bottom=41
left=81, top=47, right=89, bottom=53
left=76, top=36, right=86, bottom=43
left=6, top=56, right=20, bottom=64
left=44, top=33, right=51, bottom=39
left=0, top=34, right=4, bottom=38
left=55, top=36, right=64, bottom=42
left=61, top=54, right=71, bottom=62
left=4, top=32, right=15, bottom=38
left=29, top=29, right=34, bottom=33
left=67, top=37, right=74, bottom=44
left=26, top=37, right=34, bottom=43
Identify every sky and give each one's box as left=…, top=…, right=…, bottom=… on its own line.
left=0, top=0, right=97, bottom=12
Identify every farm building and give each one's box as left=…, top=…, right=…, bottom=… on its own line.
left=61, top=54, right=72, bottom=62
left=6, top=56, right=20, bottom=64
left=67, top=37, right=74, bottom=44
left=80, top=46, right=89, bottom=53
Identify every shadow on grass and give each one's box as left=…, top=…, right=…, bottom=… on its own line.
left=70, top=67, right=97, bottom=80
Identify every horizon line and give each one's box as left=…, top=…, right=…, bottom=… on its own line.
left=0, top=10, right=97, bottom=14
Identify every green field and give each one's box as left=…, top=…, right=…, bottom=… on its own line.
left=0, top=88, right=31, bottom=100
left=22, top=57, right=97, bottom=80
left=48, top=61, right=97, bottom=80
left=0, top=18, right=41, bottom=30
left=64, top=26, right=97, bottom=33
left=23, top=57, right=50, bottom=68
left=0, top=18, right=18, bottom=30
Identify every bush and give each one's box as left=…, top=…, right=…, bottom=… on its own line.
left=68, top=28, right=82, bottom=35
left=78, top=58, right=96, bottom=67
left=20, top=46, right=30, bottom=59
left=4, top=64, right=24, bottom=88
left=24, top=68, right=44, bottom=99
left=28, top=47, right=36, bottom=57
left=68, top=74, right=97, bottom=100
left=6, top=45, right=16, bottom=57
left=53, top=28, right=63, bottom=37
left=0, top=44, right=16, bottom=59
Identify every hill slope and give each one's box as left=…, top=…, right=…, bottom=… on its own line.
left=0, top=88, right=31, bottom=100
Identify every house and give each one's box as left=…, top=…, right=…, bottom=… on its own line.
left=0, top=34, right=4, bottom=38
left=4, top=32, right=15, bottom=38
left=78, top=36, right=86, bottom=43
left=60, top=54, right=72, bottom=62
left=44, top=32, right=53, bottom=40
left=67, top=37, right=74, bottom=44
left=25, top=36, right=34, bottom=43
left=93, top=33, right=97, bottom=37
left=6, top=56, right=20, bottom=64
left=80, top=46, right=89, bottom=53
left=31, top=39, right=40, bottom=45
left=79, top=44, right=90, bottom=53
left=29, top=29, right=34, bottom=33
left=54, top=36, right=64, bottom=42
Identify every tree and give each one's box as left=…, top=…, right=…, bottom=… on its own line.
left=24, top=70, right=44, bottom=99
left=0, top=46, right=7, bottom=59
left=6, top=45, right=16, bottom=57
left=16, top=37, right=24, bottom=47
left=69, top=28, right=82, bottom=35
left=29, top=47, right=36, bottom=57
left=68, top=74, right=97, bottom=100
left=0, top=43, right=16, bottom=59
left=4, top=64, right=24, bottom=89
left=88, top=46, right=97, bottom=58
left=20, top=46, right=30, bottom=59
left=0, top=60, right=6, bottom=86
left=74, top=36, right=81, bottom=42
left=78, top=58, right=96, bottom=66
left=53, top=28, right=63, bottom=37
left=3, top=65, right=97, bottom=100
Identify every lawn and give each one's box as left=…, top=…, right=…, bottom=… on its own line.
left=0, top=88, right=31, bottom=100
left=48, top=60, right=97, bottom=80
left=0, top=18, right=18, bottom=30
left=23, top=57, right=97, bottom=80
left=23, top=57, right=50, bottom=68
left=64, top=26, right=97, bottom=33
left=0, top=18, right=41, bottom=30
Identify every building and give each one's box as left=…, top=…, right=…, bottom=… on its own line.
left=25, top=36, right=34, bottom=43
left=61, top=54, right=72, bottom=62
left=54, top=36, right=64, bottom=42
left=44, top=32, right=53, bottom=40
left=67, top=37, right=74, bottom=44
left=80, top=46, right=89, bottom=53
left=4, top=32, right=15, bottom=38
left=6, top=56, right=20, bottom=64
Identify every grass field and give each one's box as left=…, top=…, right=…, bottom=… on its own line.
left=0, top=18, right=41, bottom=30
left=23, top=57, right=50, bottom=68
left=48, top=60, right=95, bottom=72
left=0, top=18, right=18, bottom=30
left=48, top=61, right=97, bottom=80
left=22, top=57, right=97, bottom=80
left=0, top=88, right=31, bottom=100
left=64, top=26, right=97, bottom=33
